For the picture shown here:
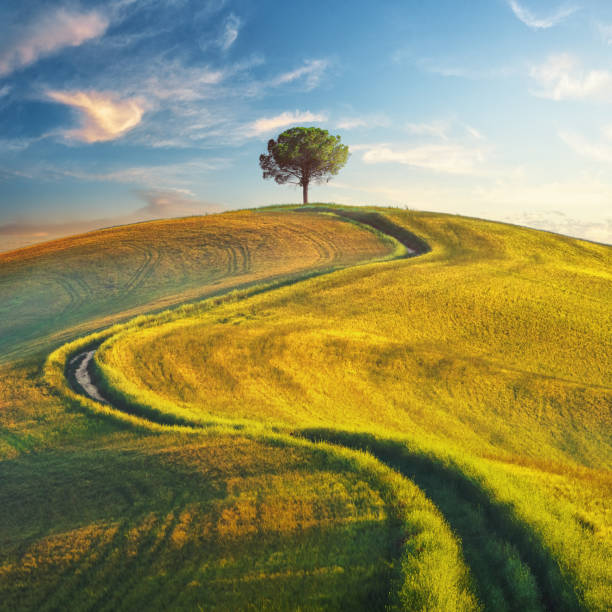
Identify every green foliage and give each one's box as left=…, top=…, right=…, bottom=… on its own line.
left=259, top=127, right=349, bottom=203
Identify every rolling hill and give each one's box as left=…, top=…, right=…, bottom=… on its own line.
left=1, top=205, right=610, bottom=611
left=0, top=209, right=394, bottom=364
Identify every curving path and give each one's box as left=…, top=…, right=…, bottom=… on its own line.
left=63, top=209, right=582, bottom=612
left=67, top=209, right=429, bottom=407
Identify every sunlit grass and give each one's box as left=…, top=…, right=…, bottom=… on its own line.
left=2, top=205, right=610, bottom=610
left=90, top=208, right=611, bottom=610
left=0, top=431, right=425, bottom=610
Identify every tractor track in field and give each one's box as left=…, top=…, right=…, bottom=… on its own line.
left=61, top=209, right=583, bottom=611
left=123, top=244, right=162, bottom=294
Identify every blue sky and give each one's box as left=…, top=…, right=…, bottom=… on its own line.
left=1, top=0, right=612, bottom=249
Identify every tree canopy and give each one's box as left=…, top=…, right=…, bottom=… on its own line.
left=259, top=127, right=349, bottom=204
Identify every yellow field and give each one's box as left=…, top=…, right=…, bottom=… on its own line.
left=1, top=205, right=610, bottom=610
left=98, top=211, right=611, bottom=464
left=90, top=209, right=612, bottom=610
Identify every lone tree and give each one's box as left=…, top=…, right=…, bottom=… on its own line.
left=259, top=127, right=349, bottom=204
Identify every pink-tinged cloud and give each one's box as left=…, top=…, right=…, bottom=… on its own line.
left=47, top=90, right=146, bottom=142
left=248, top=111, right=326, bottom=136
left=0, top=190, right=222, bottom=252
left=0, top=8, right=108, bottom=76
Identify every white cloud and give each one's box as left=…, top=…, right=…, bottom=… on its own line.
left=404, top=119, right=485, bottom=142
left=219, top=13, right=241, bottom=50
left=0, top=8, right=108, bottom=76
left=47, top=90, right=146, bottom=142
left=507, top=1, right=578, bottom=29
left=502, top=210, right=611, bottom=244
left=465, top=125, right=485, bottom=140
left=530, top=54, right=612, bottom=101
left=405, top=120, right=450, bottom=140
left=415, top=58, right=516, bottom=80
left=336, top=115, right=389, bottom=130
left=144, top=63, right=225, bottom=102
left=271, top=59, right=328, bottom=90
left=248, top=111, right=327, bottom=136
left=361, top=143, right=485, bottom=174
left=55, top=159, right=230, bottom=187
left=560, top=130, right=612, bottom=164
left=336, top=118, right=367, bottom=130
left=472, top=174, right=612, bottom=241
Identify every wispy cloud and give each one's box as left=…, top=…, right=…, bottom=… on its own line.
left=530, top=54, right=612, bottom=101
left=507, top=1, right=578, bottom=29
left=335, top=115, right=389, bottom=130
left=143, top=63, right=226, bottom=102
left=270, top=59, right=329, bottom=90
left=0, top=7, right=108, bottom=76
left=135, top=188, right=221, bottom=218
left=405, top=120, right=450, bottom=140
left=336, top=117, right=368, bottom=130
left=501, top=211, right=611, bottom=244
left=219, top=13, right=241, bottom=50
left=403, top=120, right=484, bottom=141
left=325, top=172, right=612, bottom=244
left=360, top=143, right=485, bottom=174
left=414, top=58, right=515, bottom=80
left=248, top=110, right=327, bottom=136
left=46, top=90, right=146, bottom=142
left=43, top=158, right=230, bottom=189
left=465, top=125, right=485, bottom=141
left=596, top=22, right=612, bottom=45
left=559, top=130, right=612, bottom=163
left=472, top=173, right=612, bottom=242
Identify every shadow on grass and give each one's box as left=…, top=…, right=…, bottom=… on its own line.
left=298, top=429, right=585, bottom=612
left=297, top=207, right=431, bottom=257
left=0, top=449, right=394, bottom=612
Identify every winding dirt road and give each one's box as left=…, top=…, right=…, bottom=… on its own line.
left=67, top=209, right=429, bottom=404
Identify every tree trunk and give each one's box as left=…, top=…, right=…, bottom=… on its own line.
left=302, top=181, right=308, bottom=205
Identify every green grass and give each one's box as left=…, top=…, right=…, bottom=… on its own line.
left=88, top=207, right=611, bottom=609
left=0, top=433, right=399, bottom=610
left=1, top=204, right=610, bottom=610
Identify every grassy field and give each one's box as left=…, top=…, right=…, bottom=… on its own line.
left=0, top=209, right=394, bottom=364
left=1, top=205, right=610, bottom=610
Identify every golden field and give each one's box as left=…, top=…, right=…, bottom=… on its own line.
left=1, top=205, right=610, bottom=610
left=0, top=210, right=393, bottom=364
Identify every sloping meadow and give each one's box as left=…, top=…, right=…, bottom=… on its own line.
left=2, top=206, right=610, bottom=610
left=83, top=209, right=611, bottom=609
